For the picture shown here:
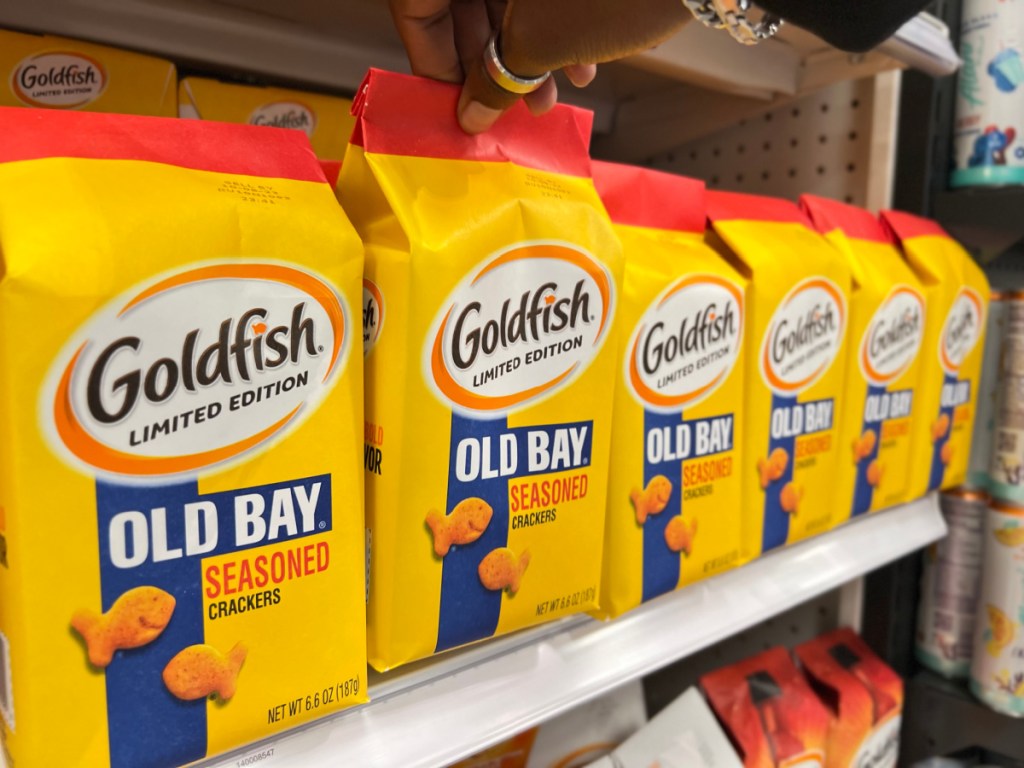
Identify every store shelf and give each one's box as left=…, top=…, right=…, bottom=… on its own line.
left=194, top=495, right=944, bottom=768
left=934, top=187, right=1024, bottom=262
left=0, top=1, right=956, bottom=148
left=902, top=671, right=1024, bottom=763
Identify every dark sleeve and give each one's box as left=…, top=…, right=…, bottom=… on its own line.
left=756, top=0, right=932, bottom=52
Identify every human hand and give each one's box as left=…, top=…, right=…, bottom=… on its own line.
left=389, top=0, right=688, bottom=133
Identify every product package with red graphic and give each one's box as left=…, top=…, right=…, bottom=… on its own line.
left=701, top=646, right=829, bottom=768
left=795, top=628, right=903, bottom=768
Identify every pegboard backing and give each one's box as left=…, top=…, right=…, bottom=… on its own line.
left=642, top=589, right=841, bottom=718
left=646, top=74, right=899, bottom=210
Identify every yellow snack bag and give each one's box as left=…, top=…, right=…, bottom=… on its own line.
left=339, top=70, right=622, bottom=670
left=707, top=192, right=851, bottom=559
left=179, top=76, right=355, bottom=160
left=592, top=162, right=746, bottom=618
left=0, top=107, right=366, bottom=768
left=0, top=27, right=176, bottom=115
left=881, top=211, right=989, bottom=494
left=801, top=196, right=927, bottom=515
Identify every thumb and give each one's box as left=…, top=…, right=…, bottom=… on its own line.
left=457, top=48, right=524, bottom=134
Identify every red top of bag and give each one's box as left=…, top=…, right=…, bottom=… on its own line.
left=351, top=69, right=594, bottom=178
left=706, top=190, right=814, bottom=227
left=879, top=209, right=949, bottom=241
left=0, top=106, right=326, bottom=182
left=800, top=195, right=893, bottom=244
left=592, top=160, right=706, bottom=233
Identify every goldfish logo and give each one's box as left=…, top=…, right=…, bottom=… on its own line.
left=940, top=288, right=983, bottom=375
left=761, top=278, right=846, bottom=395
left=628, top=275, right=743, bottom=411
left=861, top=287, right=925, bottom=385
left=428, top=241, right=613, bottom=413
left=362, top=278, right=384, bottom=356
left=44, top=263, right=348, bottom=477
left=12, top=51, right=107, bottom=109
left=248, top=101, right=316, bottom=137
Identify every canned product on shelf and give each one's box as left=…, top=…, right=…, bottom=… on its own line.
left=952, top=0, right=1024, bottom=187
left=970, top=290, right=1009, bottom=489
left=970, top=497, right=1024, bottom=716
left=990, top=293, right=1024, bottom=501
left=916, top=489, right=986, bottom=679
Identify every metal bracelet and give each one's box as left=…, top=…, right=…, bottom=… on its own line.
left=682, top=0, right=782, bottom=45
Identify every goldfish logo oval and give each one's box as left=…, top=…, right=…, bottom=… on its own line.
left=249, top=102, right=316, bottom=137
left=12, top=51, right=107, bottom=109
left=761, top=278, right=846, bottom=395
left=628, top=275, right=743, bottom=411
left=44, top=263, right=348, bottom=477
left=362, top=278, right=384, bottom=356
left=860, top=287, right=925, bottom=385
left=428, top=242, right=614, bottom=414
left=940, top=288, right=984, bottom=374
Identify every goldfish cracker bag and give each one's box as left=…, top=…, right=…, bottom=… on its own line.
left=592, top=162, right=746, bottom=618
left=701, top=647, right=829, bottom=768
left=795, top=628, right=904, bottom=768
left=0, top=108, right=366, bottom=768
left=179, top=76, right=355, bottom=161
left=707, top=192, right=851, bottom=560
left=339, top=69, right=622, bottom=670
left=801, top=196, right=926, bottom=516
left=880, top=211, right=989, bottom=495
left=0, top=27, right=176, bottom=116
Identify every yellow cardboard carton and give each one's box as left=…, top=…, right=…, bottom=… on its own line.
left=0, top=107, right=366, bottom=768
left=339, top=70, right=622, bottom=670
left=593, top=162, right=746, bottom=618
left=0, top=27, right=176, bottom=116
left=179, top=76, right=355, bottom=160
left=802, top=196, right=926, bottom=515
left=707, top=192, right=851, bottom=559
left=881, top=211, right=989, bottom=495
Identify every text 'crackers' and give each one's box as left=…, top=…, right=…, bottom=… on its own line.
left=881, top=211, right=988, bottom=496
left=592, top=162, right=747, bottom=618
left=338, top=70, right=622, bottom=670
left=707, top=193, right=851, bottom=560
left=802, top=196, right=927, bottom=517
left=0, top=108, right=367, bottom=768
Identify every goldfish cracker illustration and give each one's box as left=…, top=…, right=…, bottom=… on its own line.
left=631, top=476, right=673, bottom=525
left=866, top=460, right=885, bottom=487
left=664, top=517, right=698, bottom=556
left=178, top=76, right=355, bottom=161
left=163, top=643, right=248, bottom=702
left=0, top=109, right=367, bottom=768
left=426, top=498, right=493, bottom=557
left=71, top=586, right=176, bottom=668
left=478, top=548, right=531, bottom=595
left=802, top=196, right=926, bottom=518
left=986, top=605, right=1015, bottom=657
left=780, top=483, right=804, bottom=516
left=0, top=28, right=177, bottom=116
left=851, top=429, right=877, bottom=464
left=591, top=162, right=746, bottom=619
left=994, top=526, right=1024, bottom=547
left=881, top=210, right=988, bottom=496
left=708, top=192, right=850, bottom=560
left=340, top=71, right=621, bottom=668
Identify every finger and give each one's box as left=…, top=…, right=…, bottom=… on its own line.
left=563, top=63, right=597, bottom=88
left=458, top=53, right=521, bottom=133
left=451, top=0, right=492, bottom=73
left=484, top=0, right=508, bottom=29
left=388, top=0, right=462, bottom=82
left=523, top=77, right=558, bottom=115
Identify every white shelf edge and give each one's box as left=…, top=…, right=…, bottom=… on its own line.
left=199, top=494, right=946, bottom=768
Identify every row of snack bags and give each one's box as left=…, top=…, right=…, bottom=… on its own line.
left=0, top=69, right=983, bottom=768
left=0, top=26, right=355, bottom=159
left=454, top=627, right=903, bottom=768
